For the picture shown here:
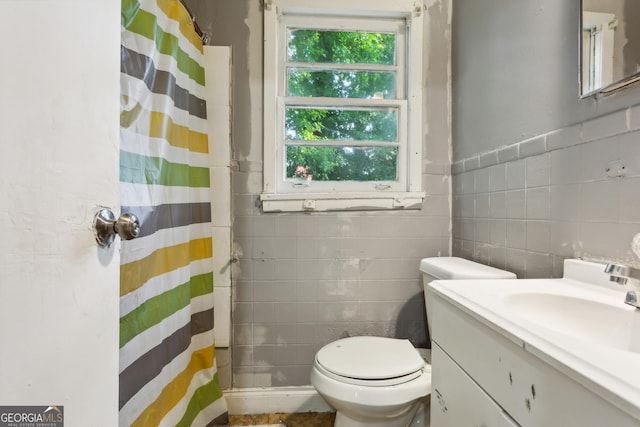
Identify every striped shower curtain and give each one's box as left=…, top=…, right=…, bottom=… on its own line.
left=119, top=0, right=228, bottom=425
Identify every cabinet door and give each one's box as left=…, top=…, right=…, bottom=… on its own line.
left=431, top=343, right=517, bottom=427
left=499, top=411, right=519, bottom=427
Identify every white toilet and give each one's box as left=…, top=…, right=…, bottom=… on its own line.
left=310, top=257, right=516, bottom=427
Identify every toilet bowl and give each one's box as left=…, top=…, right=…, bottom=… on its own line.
left=310, top=336, right=431, bottom=427
left=311, top=257, right=516, bottom=427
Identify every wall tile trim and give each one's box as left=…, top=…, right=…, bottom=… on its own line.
left=452, top=103, right=640, bottom=174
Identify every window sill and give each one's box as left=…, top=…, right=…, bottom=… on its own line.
left=260, top=192, right=425, bottom=213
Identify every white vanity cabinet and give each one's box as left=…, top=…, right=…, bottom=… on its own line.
left=428, top=288, right=640, bottom=427
left=431, top=342, right=519, bottom=427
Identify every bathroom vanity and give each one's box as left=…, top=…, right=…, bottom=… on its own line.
left=426, top=259, right=640, bottom=426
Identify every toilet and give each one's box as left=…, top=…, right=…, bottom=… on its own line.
left=310, top=257, right=516, bottom=427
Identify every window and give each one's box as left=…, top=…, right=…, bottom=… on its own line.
left=262, top=0, right=425, bottom=212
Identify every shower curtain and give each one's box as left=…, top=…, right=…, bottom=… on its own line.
left=119, top=0, right=228, bottom=425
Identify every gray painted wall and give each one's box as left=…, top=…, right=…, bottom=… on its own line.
left=452, top=0, right=640, bottom=279
left=453, top=0, right=640, bottom=160
left=185, top=0, right=452, bottom=388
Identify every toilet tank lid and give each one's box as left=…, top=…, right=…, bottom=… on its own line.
left=419, top=257, right=516, bottom=280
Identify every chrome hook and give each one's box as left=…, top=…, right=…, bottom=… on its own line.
left=93, top=208, right=140, bottom=247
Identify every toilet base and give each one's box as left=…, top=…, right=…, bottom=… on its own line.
left=333, top=398, right=428, bottom=427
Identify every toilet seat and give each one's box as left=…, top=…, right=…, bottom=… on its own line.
left=314, top=336, right=426, bottom=387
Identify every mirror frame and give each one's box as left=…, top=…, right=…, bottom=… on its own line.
left=579, top=0, right=640, bottom=98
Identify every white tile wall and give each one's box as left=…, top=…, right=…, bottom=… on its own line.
left=205, top=46, right=232, bottom=347
left=231, top=210, right=450, bottom=387
left=452, top=103, right=640, bottom=279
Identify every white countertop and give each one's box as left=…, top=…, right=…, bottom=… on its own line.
left=427, top=259, right=640, bottom=421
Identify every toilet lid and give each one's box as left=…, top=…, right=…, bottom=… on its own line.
left=315, top=336, right=425, bottom=382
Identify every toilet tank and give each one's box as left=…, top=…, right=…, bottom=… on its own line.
left=420, top=257, right=516, bottom=344
left=420, top=257, right=516, bottom=284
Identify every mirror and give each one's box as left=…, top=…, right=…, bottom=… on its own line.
left=580, top=0, right=640, bottom=97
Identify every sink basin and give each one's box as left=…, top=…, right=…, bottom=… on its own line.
left=503, top=292, right=640, bottom=353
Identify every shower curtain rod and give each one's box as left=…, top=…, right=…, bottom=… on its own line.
left=178, top=0, right=209, bottom=44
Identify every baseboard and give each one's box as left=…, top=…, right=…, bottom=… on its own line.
left=224, top=386, right=333, bottom=415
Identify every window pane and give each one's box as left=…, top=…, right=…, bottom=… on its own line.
left=285, top=108, right=397, bottom=142
left=288, top=29, right=395, bottom=65
left=286, top=146, right=398, bottom=181
left=288, top=69, right=395, bottom=99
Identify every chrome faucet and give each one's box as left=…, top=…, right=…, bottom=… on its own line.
left=604, top=263, right=640, bottom=308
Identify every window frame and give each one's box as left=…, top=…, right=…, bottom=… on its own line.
left=262, top=0, right=425, bottom=212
